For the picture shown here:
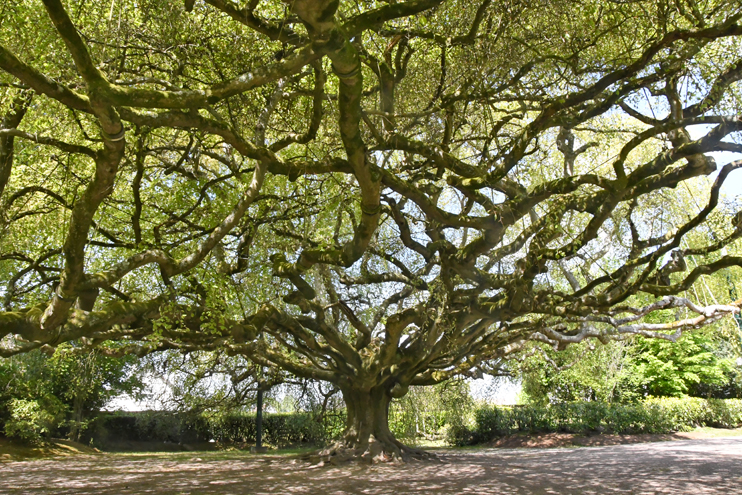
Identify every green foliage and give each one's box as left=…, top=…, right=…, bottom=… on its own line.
left=692, top=366, right=742, bottom=398
left=628, top=335, right=736, bottom=397
left=3, top=397, right=65, bottom=443
left=518, top=341, right=632, bottom=405
left=86, top=381, right=475, bottom=448
left=461, top=398, right=742, bottom=446
left=389, top=381, right=473, bottom=441
left=0, top=347, right=145, bottom=442
left=2, top=0, right=742, bottom=452
left=84, top=411, right=187, bottom=446
left=88, top=409, right=345, bottom=448
left=201, top=410, right=342, bottom=447
left=517, top=330, right=740, bottom=405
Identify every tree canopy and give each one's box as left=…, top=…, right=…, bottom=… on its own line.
left=2, top=0, right=742, bottom=459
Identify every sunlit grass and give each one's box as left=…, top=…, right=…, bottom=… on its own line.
left=689, top=426, right=742, bottom=437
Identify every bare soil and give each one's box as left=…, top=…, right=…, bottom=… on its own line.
left=1, top=431, right=741, bottom=494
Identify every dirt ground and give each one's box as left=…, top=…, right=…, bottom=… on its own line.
left=1, top=432, right=741, bottom=494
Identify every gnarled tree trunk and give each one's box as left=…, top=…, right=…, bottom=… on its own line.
left=317, top=387, right=430, bottom=463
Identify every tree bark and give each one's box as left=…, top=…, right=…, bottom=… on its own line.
left=319, top=387, right=430, bottom=462
left=0, top=94, right=29, bottom=200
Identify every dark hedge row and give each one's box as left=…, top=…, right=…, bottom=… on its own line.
left=86, top=410, right=346, bottom=448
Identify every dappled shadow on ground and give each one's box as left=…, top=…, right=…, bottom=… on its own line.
left=1, top=438, right=741, bottom=494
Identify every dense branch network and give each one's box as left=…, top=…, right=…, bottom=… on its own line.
left=1, top=0, right=742, bottom=458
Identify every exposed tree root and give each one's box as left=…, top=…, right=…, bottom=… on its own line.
left=300, top=436, right=437, bottom=465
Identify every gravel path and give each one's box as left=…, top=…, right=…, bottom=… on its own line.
left=1, top=438, right=741, bottom=494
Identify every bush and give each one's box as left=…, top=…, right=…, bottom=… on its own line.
left=86, top=409, right=346, bottom=448
left=202, top=411, right=331, bottom=446
left=389, top=381, right=474, bottom=441
left=75, top=397, right=742, bottom=449
left=3, top=397, right=66, bottom=443
left=469, top=398, right=742, bottom=444
left=444, top=422, right=476, bottom=446
left=388, top=405, right=448, bottom=440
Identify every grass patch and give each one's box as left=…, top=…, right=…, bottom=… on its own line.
left=687, top=426, right=742, bottom=438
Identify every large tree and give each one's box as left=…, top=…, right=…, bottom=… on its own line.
left=2, top=0, right=742, bottom=459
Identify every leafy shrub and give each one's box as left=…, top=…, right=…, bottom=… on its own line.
left=467, top=398, right=742, bottom=445
left=3, top=397, right=66, bottom=443
left=199, top=410, right=343, bottom=446
left=87, top=409, right=345, bottom=448
left=83, top=398, right=742, bottom=449
left=389, top=404, right=448, bottom=440
left=389, top=381, right=473, bottom=440
left=444, top=422, right=476, bottom=446
left=0, top=348, right=146, bottom=443
left=516, top=334, right=740, bottom=405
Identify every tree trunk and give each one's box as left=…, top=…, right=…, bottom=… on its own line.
left=70, top=395, right=84, bottom=442
left=316, top=387, right=430, bottom=463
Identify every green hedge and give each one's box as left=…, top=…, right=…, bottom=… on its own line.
left=87, top=410, right=346, bottom=448
left=88, top=398, right=742, bottom=449
left=462, top=398, right=742, bottom=446
left=388, top=405, right=448, bottom=440
left=89, top=405, right=441, bottom=448
left=199, top=410, right=345, bottom=446
left=85, top=411, right=200, bottom=446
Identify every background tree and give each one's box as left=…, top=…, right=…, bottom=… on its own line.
left=516, top=329, right=741, bottom=405
left=0, top=346, right=144, bottom=442
left=515, top=179, right=742, bottom=405
left=1, top=0, right=742, bottom=460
